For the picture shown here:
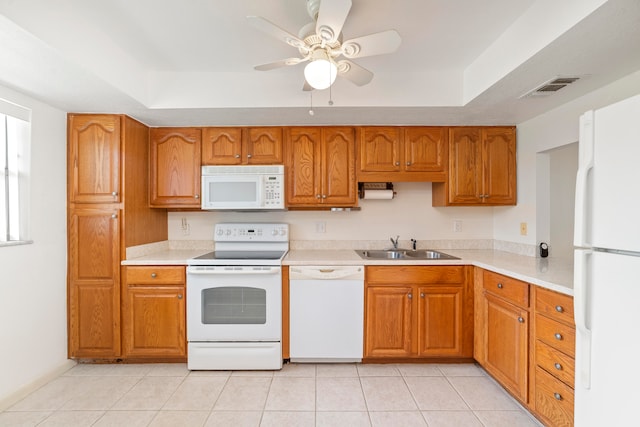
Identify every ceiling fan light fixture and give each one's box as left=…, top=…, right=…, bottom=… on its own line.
left=304, top=55, right=337, bottom=90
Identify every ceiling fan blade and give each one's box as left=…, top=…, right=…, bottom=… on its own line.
left=254, top=57, right=306, bottom=71
left=315, top=0, right=352, bottom=44
left=341, top=30, right=402, bottom=59
left=247, top=15, right=307, bottom=50
left=337, top=60, right=373, bottom=86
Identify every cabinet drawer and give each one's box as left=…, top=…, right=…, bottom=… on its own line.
left=366, top=266, right=465, bottom=285
left=535, top=340, right=575, bottom=388
left=483, top=270, right=529, bottom=307
left=535, top=367, right=574, bottom=427
left=536, top=314, right=575, bottom=357
left=536, top=287, right=574, bottom=326
left=125, top=266, right=185, bottom=285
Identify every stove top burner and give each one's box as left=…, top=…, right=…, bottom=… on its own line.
left=194, top=250, right=286, bottom=261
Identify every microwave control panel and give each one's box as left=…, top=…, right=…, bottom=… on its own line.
left=263, top=174, right=284, bottom=207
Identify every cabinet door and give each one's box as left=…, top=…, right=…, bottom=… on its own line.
left=417, top=285, right=463, bottom=356
left=245, top=127, right=283, bottom=164
left=122, top=285, right=186, bottom=358
left=68, top=114, right=120, bottom=204
left=403, top=127, right=447, bottom=172
left=485, top=293, right=529, bottom=402
left=150, top=128, right=201, bottom=207
left=359, top=127, right=401, bottom=172
left=285, top=127, right=322, bottom=205
left=68, top=207, right=120, bottom=358
left=364, top=286, right=413, bottom=357
left=322, top=127, right=356, bottom=205
left=483, top=127, right=516, bottom=204
left=448, top=127, right=483, bottom=204
left=201, top=127, right=243, bottom=165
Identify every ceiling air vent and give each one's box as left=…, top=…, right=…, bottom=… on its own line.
left=519, top=76, right=581, bottom=98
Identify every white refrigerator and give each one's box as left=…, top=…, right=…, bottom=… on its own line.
left=574, top=93, right=640, bottom=426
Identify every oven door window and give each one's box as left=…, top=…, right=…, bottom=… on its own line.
left=201, top=287, right=266, bottom=324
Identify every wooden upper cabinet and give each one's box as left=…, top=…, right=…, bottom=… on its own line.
left=483, top=127, right=517, bottom=204
left=433, top=126, right=516, bottom=206
left=245, top=127, right=283, bottom=164
left=68, top=114, right=121, bottom=203
left=358, top=126, right=447, bottom=182
left=201, top=127, right=242, bottom=165
left=150, top=127, right=202, bottom=208
left=285, top=127, right=356, bottom=207
left=202, top=127, right=283, bottom=165
left=358, top=127, right=401, bottom=173
left=403, top=127, right=447, bottom=173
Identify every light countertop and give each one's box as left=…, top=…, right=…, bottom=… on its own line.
left=122, top=247, right=573, bottom=296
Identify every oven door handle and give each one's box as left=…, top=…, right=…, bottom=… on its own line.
left=187, top=267, right=280, bottom=275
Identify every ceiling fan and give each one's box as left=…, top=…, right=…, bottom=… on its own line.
left=247, top=0, right=401, bottom=91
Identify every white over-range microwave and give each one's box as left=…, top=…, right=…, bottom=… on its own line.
left=201, top=165, right=285, bottom=210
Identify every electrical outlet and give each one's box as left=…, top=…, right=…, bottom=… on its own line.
left=181, top=217, right=190, bottom=236
left=520, top=222, right=527, bottom=236
left=315, top=221, right=326, bottom=233
left=453, top=220, right=462, bottom=233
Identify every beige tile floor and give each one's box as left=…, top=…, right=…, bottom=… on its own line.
left=0, top=363, right=543, bottom=427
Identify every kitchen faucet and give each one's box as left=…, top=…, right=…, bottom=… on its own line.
left=411, top=238, right=417, bottom=251
left=390, top=235, right=399, bottom=249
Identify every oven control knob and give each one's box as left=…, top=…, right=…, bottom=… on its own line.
left=271, top=229, right=278, bottom=236
left=216, top=228, right=223, bottom=236
left=225, top=229, right=232, bottom=236
left=279, top=228, right=287, bottom=236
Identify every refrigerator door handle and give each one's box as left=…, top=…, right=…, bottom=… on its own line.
left=574, top=111, right=595, bottom=247
left=574, top=249, right=592, bottom=389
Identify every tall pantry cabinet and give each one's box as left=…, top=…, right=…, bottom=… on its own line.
left=67, top=114, right=167, bottom=358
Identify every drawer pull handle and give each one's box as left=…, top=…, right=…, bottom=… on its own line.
left=497, top=283, right=503, bottom=289
left=555, top=305, right=564, bottom=313
left=151, top=273, right=157, bottom=278
left=177, top=294, right=183, bottom=299
left=554, top=363, right=562, bottom=370
left=554, top=393, right=563, bottom=401
left=555, top=333, right=563, bottom=340
left=517, top=316, right=525, bottom=323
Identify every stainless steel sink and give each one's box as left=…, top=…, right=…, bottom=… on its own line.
left=355, top=249, right=459, bottom=260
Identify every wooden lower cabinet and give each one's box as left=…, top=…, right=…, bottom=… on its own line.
left=364, top=266, right=473, bottom=360
left=122, top=266, right=186, bottom=359
left=68, top=206, right=121, bottom=358
left=484, top=293, right=529, bottom=402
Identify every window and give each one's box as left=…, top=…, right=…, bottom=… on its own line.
left=0, top=98, right=31, bottom=245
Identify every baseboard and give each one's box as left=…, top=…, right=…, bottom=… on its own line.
left=0, top=359, right=77, bottom=411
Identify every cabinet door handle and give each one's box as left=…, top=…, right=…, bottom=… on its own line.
left=151, top=273, right=157, bottom=278
left=554, top=393, right=563, bottom=401
left=517, top=316, right=525, bottom=323
left=111, top=213, right=118, bottom=219
left=554, top=363, right=562, bottom=370
left=316, top=194, right=321, bottom=199
left=235, top=154, right=240, bottom=158
left=406, top=162, right=411, bottom=166
left=247, top=154, right=252, bottom=158
left=555, top=305, right=564, bottom=313
left=408, top=293, right=412, bottom=299
left=194, top=194, right=200, bottom=199
left=177, top=294, right=183, bottom=299
left=111, top=191, right=118, bottom=197
left=420, top=293, right=425, bottom=298
left=554, top=333, right=563, bottom=340
left=395, top=162, right=400, bottom=166
left=497, top=283, right=503, bottom=289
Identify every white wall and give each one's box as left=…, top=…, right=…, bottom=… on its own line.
left=494, top=70, right=640, bottom=252
left=168, top=182, right=496, bottom=248
left=549, top=143, right=579, bottom=259
left=0, top=85, right=71, bottom=408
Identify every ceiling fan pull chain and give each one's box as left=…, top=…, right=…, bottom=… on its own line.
left=328, top=65, right=334, bottom=106
left=309, top=90, right=315, bottom=116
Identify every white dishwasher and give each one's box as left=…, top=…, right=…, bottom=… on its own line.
left=289, top=265, right=364, bottom=362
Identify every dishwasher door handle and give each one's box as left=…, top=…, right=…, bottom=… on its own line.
left=290, top=266, right=364, bottom=280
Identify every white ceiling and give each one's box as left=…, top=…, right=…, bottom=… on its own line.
left=0, top=0, right=639, bottom=126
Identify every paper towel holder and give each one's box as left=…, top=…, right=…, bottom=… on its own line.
left=358, top=182, right=395, bottom=199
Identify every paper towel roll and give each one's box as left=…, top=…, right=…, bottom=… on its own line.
left=363, top=189, right=394, bottom=200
